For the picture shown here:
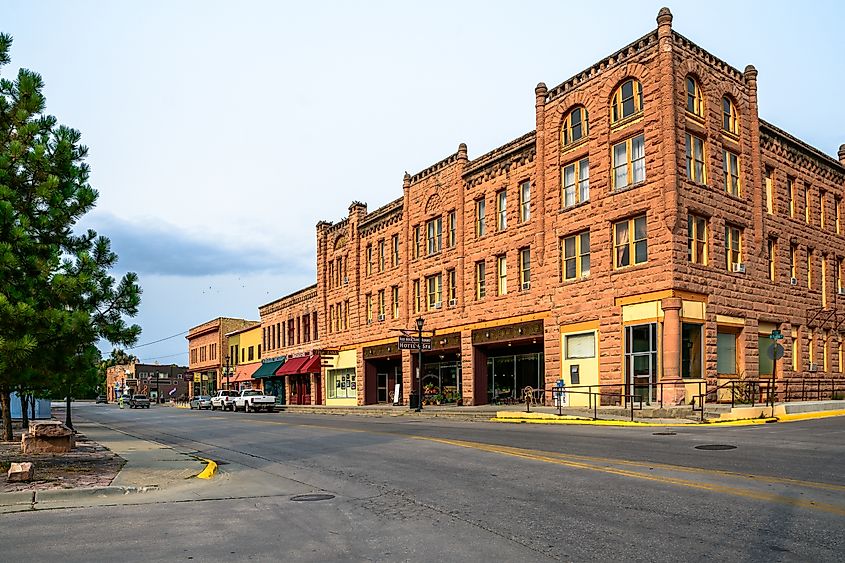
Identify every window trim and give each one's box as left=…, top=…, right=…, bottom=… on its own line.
left=561, top=106, right=589, bottom=147
left=725, top=224, right=742, bottom=271
left=612, top=134, right=646, bottom=190
left=611, top=79, right=644, bottom=124
left=562, top=157, right=590, bottom=208
left=475, top=260, right=486, bottom=300
left=685, top=76, right=704, bottom=118
left=496, top=254, right=507, bottom=295
left=613, top=215, right=648, bottom=269
left=685, top=132, right=707, bottom=184
left=722, top=95, right=739, bottom=135
left=496, top=189, right=507, bottom=231
left=561, top=231, right=591, bottom=281
left=688, top=214, right=708, bottom=265
left=723, top=149, right=741, bottom=197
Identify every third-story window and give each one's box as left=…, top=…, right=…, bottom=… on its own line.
left=612, top=134, right=645, bottom=190
left=413, top=279, right=420, bottom=313
left=788, top=177, right=796, bottom=218
left=768, top=239, right=776, bottom=282
left=562, top=231, right=590, bottom=280
left=563, top=158, right=590, bottom=208
left=519, top=180, right=531, bottom=223
left=807, top=251, right=813, bottom=289
left=765, top=167, right=774, bottom=215
left=378, top=240, right=385, bottom=272
left=426, top=216, right=442, bottom=255
left=366, top=245, right=373, bottom=275
left=723, top=149, right=741, bottom=197
left=562, top=106, right=589, bottom=146
left=614, top=215, right=648, bottom=269
left=688, top=214, right=708, bottom=265
left=820, top=191, right=826, bottom=229
left=378, top=290, right=385, bottom=319
left=836, top=198, right=842, bottom=234
left=475, top=261, right=486, bottom=299
left=413, top=225, right=421, bottom=258
left=475, top=199, right=486, bottom=237
left=392, top=286, right=399, bottom=319
left=611, top=79, right=643, bottom=123
left=496, top=190, right=507, bottom=231
left=722, top=96, right=739, bottom=135
left=366, top=294, right=373, bottom=324
left=725, top=225, right=742, bottom=271
left=426, top=273, right=443, bottom=310
left=790, top=245, right=797, bottom=282
left=519, top=248, right=531, bottom=289
left=448, top=210, right=456, bottom=247
left=686, top=76, right=704, bottom=117
left=685, top=133, right=706, bottom=184
left=497, top=255, right=507, bottom=295
left=392, top=234, right=400, bottom=266
left=447, top=268, right=457, bottom=304
left=804, top=186, right=811, bottom=224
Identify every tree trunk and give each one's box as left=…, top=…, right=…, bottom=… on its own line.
left=65, top=390, right=73, bottom=430
left=0, top=388, right=12, bottom=441
left=19, top=392, right=29, bottom=428
left=30, top=393, right=35, bottom=421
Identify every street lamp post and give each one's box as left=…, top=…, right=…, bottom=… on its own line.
left=416, top=316, right=424, bottom=412
left=225, top=355, right=232, bottom=391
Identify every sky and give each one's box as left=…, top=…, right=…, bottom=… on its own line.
left=3, top=0, right=844, bottom=365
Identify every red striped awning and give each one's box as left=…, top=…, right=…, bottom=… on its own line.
left=275, top=355, right=321, bottom=376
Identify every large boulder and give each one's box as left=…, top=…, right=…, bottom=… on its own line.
left=21, top=421, right=75, bottom=453
left=7, top=462, right=34, bottom=482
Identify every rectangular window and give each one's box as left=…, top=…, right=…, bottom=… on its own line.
left=562, top=158, right=590, bottom=208
left=391, top=234, right=400, bottom=267
left=764, top=167, right=774, bottom=214
left=426, top=273, right=443, bottom=310
left=475, top=199, right=486, bottom=237
left=426, top=217, right=443, bottom=255
left=682, top=323, right=703, bottom=378
left=725, top=225, right=742, bottom=271
left=788, top=177, right=796, bottom=218
left=378, top=289, right=385, bottom=319
left=790, top=245, right=797, bottom=281
left=378, top=240, right=385, bottom=272
left=837, top=258, right=843, bottom=294
left=366, top=294, right=373, bottom=324
left=392, top=285, right=400, bottom=319
left=807, top=251, right=813, bottom=289
left=822, top=257, right=828, bottom=308
left=497, top=255, right=507, bottom=295
left=447, top=268, right=456, bottom=303
left=565, top=332, right=596, bottom=359
left=685, top=133, right=706, bottom=184
left=519, top=248, right=531, bottom=289
left=687, top=214, right=707, bottom=265
left=716, top=331, right=738, bottom=375
left=820, top=191, right=826, bottom=229
left=723, top=149, right=741, bottom=197
left=767, top=238, right=776, bottom=282
left=248, top=346, right=254, bottom=362
left=612, top=134, right=645, bottom=190
left=366, top=245, right=373, bottom=275
left=836, top=198, right=841, bottom=234
left=343, top=299, right=349, bottom=330
left=328, top=305, right=334, bottom=333
left=519, top=180, right=531, bottom=223
left=804, top=186, right=811, bottom=224
left=475, top=261, right=486, bottom=299
left=614, top=215, right=648, bottom=269
left=413, top=280, right=420, bottom=313
left=562, top=231, right=590, bottom=280
left=413, top=225, right=421, bottom=259
left=496, top=190, right=507, bottom=231
left=448, top=210, right=456, bottom=247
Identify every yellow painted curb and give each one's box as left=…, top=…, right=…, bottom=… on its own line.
left=776, top=409, right=845, bottom=423
left=491, top=416, right=779, bottom=427
left=196, top=458, right=218, bottom=479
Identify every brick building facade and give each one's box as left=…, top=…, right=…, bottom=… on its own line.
left=186, top=317, right=256, bottom=397
left=105, top=363, right=188, bottom=403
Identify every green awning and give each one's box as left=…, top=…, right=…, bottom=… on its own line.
left=252, top=358, right=285, bottom=379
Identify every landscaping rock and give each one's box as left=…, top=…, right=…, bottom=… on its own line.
left=21, top=422, right=74, bottom=454
left=7, top=462, right=34, bottom=482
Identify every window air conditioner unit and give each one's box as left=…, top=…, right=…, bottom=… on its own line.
left=838, top=287, right=844, bottom=295
left=377, top=314, right=385, bottom=322
left=522, top=281, right=531, bottom=290
left=448, top=298, right=457, bottom=307
left=344, top=276, right=349, bottom=285
left=732, top=263, right=746, bottom=273
left=434, top=302, right=443, bottom=309
left=790, top=277, right=798, bottom=286
left=808, top=363, right=819, bottom=372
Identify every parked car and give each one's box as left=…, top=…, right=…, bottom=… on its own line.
left=129, top=394, right=150, bottom=409
left=210, top=390, right=239, bottom=411
left=95, top=395, right=108, bottom=404
left=233, top=390, right=276, bottom=413
left=190, top=395, right=212, bottom=410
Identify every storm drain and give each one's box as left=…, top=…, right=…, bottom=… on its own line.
left=291, top=493, right=335, bottom=502
left=694, top=444, right=737, bottom=451
left=653, top=432, right=677, bottom=436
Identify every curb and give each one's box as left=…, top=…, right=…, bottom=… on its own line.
left=0, top=486, right=157, bottom=510
left=195, top=458, right=218, bottom=480
left=776, top=409, right=845, bottom=423
left=490, top=415, right=779, bottom=427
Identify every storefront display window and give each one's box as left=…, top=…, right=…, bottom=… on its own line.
left=328, top=368, right=356, bottom=399
left=420, top=361, right=462, bottom=404
left=486, top=352, right=544, bottom=403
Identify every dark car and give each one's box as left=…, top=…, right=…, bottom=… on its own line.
left=96, top=395, right=108, bottom=404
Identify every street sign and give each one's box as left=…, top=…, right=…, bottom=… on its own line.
left=767, top=343, right=785, bottom=361
left=397, top=335, right=432, bottom=350
left=769, top=329, right=784, bottom=340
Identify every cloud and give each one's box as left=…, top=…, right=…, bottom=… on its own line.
left=81, top=212, right=311, bottom=277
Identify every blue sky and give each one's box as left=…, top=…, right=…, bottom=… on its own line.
left=3, top=1, right=844, bottom=364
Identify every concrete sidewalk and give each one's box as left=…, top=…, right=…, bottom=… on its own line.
left=0, top=419, right=210, bottom=513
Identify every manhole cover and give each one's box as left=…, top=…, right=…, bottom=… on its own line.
left=291, top=493, right=335, bottom=502
left=695, top=444, right=737, bottom=451
left=653, top=432, right=676, bottom=436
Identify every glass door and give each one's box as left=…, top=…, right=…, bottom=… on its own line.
left=377, top=372, right=389, bottom=403
left=625, top=323, right=657, bottom=405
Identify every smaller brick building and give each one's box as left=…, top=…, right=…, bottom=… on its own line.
left=186, top=317, right=256, bottom=397
left=105, top=363, right=188, bottom=403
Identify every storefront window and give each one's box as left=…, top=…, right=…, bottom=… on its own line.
left=486, top=352, right=544, bottom=403
left=758, top=335, right=774, bottom=376
left=682, top=323, right=703, bottom=378
left=420, top=361, right=461, bottom=404
left=327, top=368, right=356, bottom=399
left=717, top=331, right=738, bottom=374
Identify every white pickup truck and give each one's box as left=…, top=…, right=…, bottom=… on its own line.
left=233, top=389, right=276, bottom=413
left=210, top=390, right=239, bottom=411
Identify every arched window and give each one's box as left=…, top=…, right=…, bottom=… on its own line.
left=722, top=96, right=739, bottom=134
left=686, top=76, right=703, bottom=117
left=611, top=79, right=643, bottom=123
left=561, top=106, right=589, bottom=147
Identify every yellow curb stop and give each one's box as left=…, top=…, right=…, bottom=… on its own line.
left=196, top=458, right=218, bottom=479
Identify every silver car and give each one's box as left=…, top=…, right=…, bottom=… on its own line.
left=189, top=395, right=212, bottom=410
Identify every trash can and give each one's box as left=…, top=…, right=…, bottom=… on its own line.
left=409, top=391, right=420, bottom=410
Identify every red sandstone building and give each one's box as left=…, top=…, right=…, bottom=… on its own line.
left=186, top=317, right=256, bottom=397
left=207, top=8, right=845, bottom=408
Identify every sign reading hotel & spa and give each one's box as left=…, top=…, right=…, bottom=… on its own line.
left=397, top=335, right=432, bottom=351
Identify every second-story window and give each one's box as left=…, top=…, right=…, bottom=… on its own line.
left=688, top=214, right=708, bottom=265
left=685, top=133, right=706, bottom=184
left=790, top=245, right=797, bottom=282
left=807, top=251, right=813, bottom=289
left=497, top=255, right=507, bottom=295
left=519, top=247, right=531, bottom=290
left=413, top=279, right=421, bottom=313
left=392, top=286, right=400, bottom=319
left=447, top=268, right=456, bottom=304
left=426, top=273, right=443, bottom=310
left=562, top=158, right=589, bottom=208
left=448, top=210, right=456, bottom=247
left=378, top=290, right=385, bottom=320
left=475, top=261, right=486, bottom=299
left=612, top=134, right=645, bottom=190
left=614, top=215, right=648, bottom=269
left=723, top=149, right=741, bottom=197
left=725, top=225, right=742, bottom=272
left=366, top=294, right=373, bottom=324
left=562, top=231, right=590, bottom=280
left=426, top=216, right=442, bottom=255
left=611, top=79, right=643, bottom=123
left=496, top=190, right=507, bottom=231
left=768, top=239, right=776, bottom=282
left=475, top=199, right=486, bottom=237
left=519, top=181, right=531, bottom=223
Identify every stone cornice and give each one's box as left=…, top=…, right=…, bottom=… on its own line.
left=464, top=132, right=536, bottom=188
left=760, top=120, right=845, bottom=184
left=259, top=284, right=318, bottom=314
left=359, top=196, right=404, bottom=237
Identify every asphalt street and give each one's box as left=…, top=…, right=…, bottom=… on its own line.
left=2, top=404, right=844, bottom=562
